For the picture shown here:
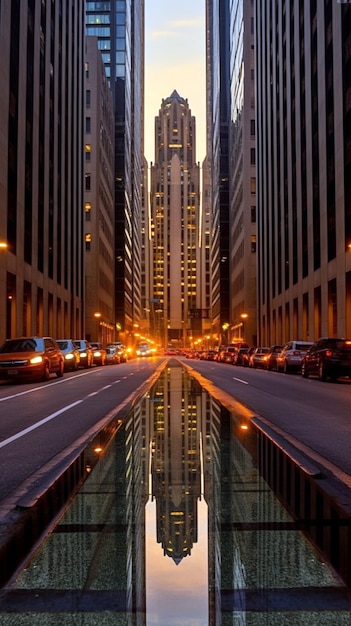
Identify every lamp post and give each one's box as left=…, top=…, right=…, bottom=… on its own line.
left=94, top=312, right=102, bottom=342
left=240, top=313, right=248, bottom=341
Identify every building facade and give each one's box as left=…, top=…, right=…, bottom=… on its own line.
left=255, top=0, right=351, bottom=345
left=206, top=0, right=231, bottom=347
left=150, top=91, right=202, bottom=348
left=84, top=37, right=115, bottom=345
left=228, top=0, right=257, bottom=347
left=0, top=0, right=85, bottom=341
left=85, top=1, right=145, bottom=346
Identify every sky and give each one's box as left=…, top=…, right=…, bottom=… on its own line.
left=144, top=0, right=206, bottom=165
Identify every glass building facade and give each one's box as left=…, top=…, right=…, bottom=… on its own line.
left=86, top=1, right=144, bottom=342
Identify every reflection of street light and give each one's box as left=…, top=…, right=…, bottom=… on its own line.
left=0, top=242, right=8, bottom=250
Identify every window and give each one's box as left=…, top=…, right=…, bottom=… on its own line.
left=250, top=148, right=255, bottom=165
left=250, top=177, right=256, bottom=194
left=85, top=202, right=92, bottom=220
left=250, top=119, right=255, bottom=136
left=251, top=206, right=256, bottom=222
left=85, top=174, right=91, bottom=191
left=86, top=117, right=91, bottom=133
left=85, top=233, right=92, bottom=251
left=251, top=236, right=256, bottom=253
left=85, top=144, right=91, bottom=162
left=86, top=90, right=91, bottom=108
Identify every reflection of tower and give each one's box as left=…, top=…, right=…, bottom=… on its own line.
left=151, top=362, right=201, bottom=563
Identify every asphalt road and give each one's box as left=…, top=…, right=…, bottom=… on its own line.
left=1, top=355, right=351, bottom=509
left=182, top=357, right=351, bottom=483
left=0, top=358, right=165, bottom=503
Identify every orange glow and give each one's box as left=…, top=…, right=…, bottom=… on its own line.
left=94, top=446, right=103, bottom=454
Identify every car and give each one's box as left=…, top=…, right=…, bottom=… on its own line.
left=73, top=339, right=94, bottom=368
left=219, top=350, right=235, bottom=364
left=205, top=350, right=219, bottom=361
left=242, top=347, right=255, bottom=367
left=249, top=347, right=270, bottom=368
left=232, top=347, right=249, bottom=366
left=90, top=342, right=107, bottom=366
left=0, top=336, right=64, bottom=381
left=276, top=340, right=313, bottom=374
left=264, top=345, right=284, bottom=371
left=301, top=337, right=351, bottom=382
left=56, top=339, right=80, bottom=371
left=105, top=346, right=120, bottom=364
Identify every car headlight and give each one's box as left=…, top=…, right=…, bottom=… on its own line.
left=30, top=355, right=44, bottom=364
left=65, top=353, right=74, bottom=360
left=81, top=352, right=87, bottom=357
left=94, top=351, right=102, bottom=357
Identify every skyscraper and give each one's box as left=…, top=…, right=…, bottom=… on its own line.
left=85, top=1, right=145, bottom=343
left=206, top=0, right=231, bottom=346
left=0, top=0, right=85, bottom=340
left=255, top=0, right=351, bottom=343
left=150, top=91, right=202, bottom=348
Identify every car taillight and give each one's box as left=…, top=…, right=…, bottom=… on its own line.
left=325, top=350, right=333, bottom=357
left=293, top=351, right=300, bottom=355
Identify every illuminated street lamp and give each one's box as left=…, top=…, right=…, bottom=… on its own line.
left=240, top=313, right=248, bottom=340
left=94, top=312, right=102, bottom=342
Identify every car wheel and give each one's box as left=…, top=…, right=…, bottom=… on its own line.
left=42, top=361, right=50, bottom=381
left=301, top=363, right=309, bottom=378
left=318, top=362, right=327, bottom=381
left=56, top=360, right=64, bottom=378
left=284, top=361, right=290, bottom=374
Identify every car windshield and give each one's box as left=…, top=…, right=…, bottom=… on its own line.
left=57, top=341, right=68, bottom=350
left=295, top=343, right=312, bottom=350
left=0, top=338, right=38, bottom=353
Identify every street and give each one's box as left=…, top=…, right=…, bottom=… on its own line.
left=0, top=355, right=351, bottom=508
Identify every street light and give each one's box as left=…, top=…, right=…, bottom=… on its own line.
left=94, top=312, right=102, bottom=342
left=240, top=313, right=248, bottom=341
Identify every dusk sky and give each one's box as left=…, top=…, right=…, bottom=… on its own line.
left=144, top=0, right=206, bottom=165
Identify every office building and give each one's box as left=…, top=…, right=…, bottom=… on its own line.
left=84, top=37, right=115, bottom=345
left=0, top=1, right=85, bottom=341
left=228, top=0, right=257, bottom=347
left=206, top=0, right=231, bottom=346
left=255, top=0, right=351, bottom=344
left=150, top=90, right=202, bottom=348
left=85, top=1, right=145, bottom=345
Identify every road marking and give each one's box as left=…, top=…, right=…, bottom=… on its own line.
left=233, top=377, right=249, bottom=385
left=0, top=369, right=97, bottom=403
left=0, top=400, right=83, bottom=449
left=0, top=378, right=123, bottom=449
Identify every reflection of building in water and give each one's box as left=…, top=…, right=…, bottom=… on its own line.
left=151, top=363, right=202, bottom=563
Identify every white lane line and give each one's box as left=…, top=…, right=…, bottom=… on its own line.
left=0, top=378, right=123, bottom=449
left=0, top=400, right=83, bottom=449
left=233, top=377, right=249, bottom=385
left=0, top=369, right=98, bottom=403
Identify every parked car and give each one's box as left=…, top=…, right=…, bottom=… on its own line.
left=232, top=347, right=249, bottom=366
left=264, top=345, right=284, bottom=371
left=249, top=347, right=270, bottom=368
left=276, top=340, right=313, bottom=374
left=0, top=336, right=64, bottom=381
left=106, top=342, right=128, bottom=362
left=90, top=342, right=107, bottom=366
left=301, top=337, right=351, bottom=381
left=56, top=339, right=80, bottom=371
left=242, top=347, right=255, bottom=367
left=205, top=350, right=219, bottom=361
left=105, top=346, right=120, bottom=365
left=73, top=340, right=94, bottom=368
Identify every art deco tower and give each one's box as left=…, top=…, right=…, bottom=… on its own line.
left=150, top=91, right=202, bottom=348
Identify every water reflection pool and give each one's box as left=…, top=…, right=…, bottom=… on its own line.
left=0, top=361, right=351, bottom=624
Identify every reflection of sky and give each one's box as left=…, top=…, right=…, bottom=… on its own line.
left=146, top=498, right=208, bottom=625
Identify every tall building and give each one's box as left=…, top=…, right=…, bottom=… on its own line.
left=255, top=0, right=351, bottom=344
left=206, top=0, right=231, bottom=346
left=228, top=0, right=257, bottom=347
left=85, top=1, right=145, bottom=346
left=0, top=1, right=85, bottom=341
left=84, top=37, right=115, bottom=345
left=150, top=91, right=202, bottom=348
